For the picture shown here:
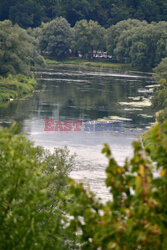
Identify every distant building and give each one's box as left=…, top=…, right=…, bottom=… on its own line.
left=92, top=51, right=112, bottom=59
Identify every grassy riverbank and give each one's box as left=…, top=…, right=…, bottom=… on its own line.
left=45, top=58, right=146, bottom=72
left=0, top=74, right=37, bottom=105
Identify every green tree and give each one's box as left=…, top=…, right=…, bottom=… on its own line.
left=156, top=38, right=167, bottom=71
left=69, top=121, right=167, bottom=249
left=74, top=19, right=106, bottom=57
left=9, top=0, right=44, bottom=29
left=0, top=20, right=44, bottom=76
left=152, top=58, right=167, bottom=123
left=0, top=0, right=17, bottom=22
left=61, top=0, right=92, bottom=27
left=0, top=0, right=167, bottom=28
left=106, top=19, right=147, bottom=58
left=39, top=17, right=74, bottom=59
left=0, top=123, right=77, bottom=249
left=154, top=57, right=167, bottom=81
left=113, top=21, right=167, bottom=68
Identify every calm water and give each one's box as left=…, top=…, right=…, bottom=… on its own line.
left=0, top=67, right=155, bottom=200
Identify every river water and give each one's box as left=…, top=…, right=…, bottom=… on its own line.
left=0, top=67, right=155, bottom=200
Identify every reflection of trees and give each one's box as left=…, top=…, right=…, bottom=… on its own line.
left=0, top=69, right=154, bottom=129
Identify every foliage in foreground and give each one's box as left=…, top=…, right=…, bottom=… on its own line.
left=1, top=120, right=167, bottom=249
left=65, top=56, right=167, bottom=249
left=68, top=121, right=167, bottom=249
left=0, top=74, right=37, bottom=104
left=0, top=124, right=77, bottom=249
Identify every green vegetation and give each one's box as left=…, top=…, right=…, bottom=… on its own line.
left=39, top=17, right=74, bottom=59
left=0, top=20, right=44, bottom=76
left=106, top=19, right=148, bottom=58
left=0, top=13, right=164, bottom=73
left=69, top=121, right=167, bottom=249
left=142, top=57, right=167, bottom=145
left=0, top=123, right=77, bottom=249
left=33, top=18, right=167, bottom=70
left=0, top=1, right=167, bottom=248
left=45, top=58, right=135, bottom=71
left=152, top=58, right=167, bottom=123
left=0, top=2, right=166, bottom=72
left=8, top=0, right=44, bottom=29
left=0, top=74, right=37, bottom=105
left=154, top=57, right=167, bottom=81
left=107, top=20, right=167, bottom=68
left=0, top=0, right=167, bottom=28
left=0, top=20, right=44, bottom=104
left=0, top=57, right=166, bottom=248
left=1, top=120, right=167, bottom=249
left=73, top=20, right=105, bottom=58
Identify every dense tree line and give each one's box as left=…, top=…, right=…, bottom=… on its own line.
left=0, top=20, right=44, bottom=76
left=1, top=17, right=167, bottom=74
left=0, top=20, right=44, bottom=104
left=0, top=0, right=167, bottom=29
left=152, top=57, right=167, bottom=123
left=30, top=17, right=167, bottom=69
left=107, top=20, right=167, bottom=68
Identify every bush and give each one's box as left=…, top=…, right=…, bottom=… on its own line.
left=0, top=75, right=37, bottom=104
left=0, top=123, right=77, bottom=249
left=68, top=122, right=167, bottom=249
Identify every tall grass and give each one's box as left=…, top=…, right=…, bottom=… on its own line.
left=0, top=74, right=37, bottom=104
left=45, top=58, right=136, bottom=71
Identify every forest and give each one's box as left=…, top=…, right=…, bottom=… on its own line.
left=0, top=0, right=167, bottom=28
left=0, top=17, right=167, bottom=78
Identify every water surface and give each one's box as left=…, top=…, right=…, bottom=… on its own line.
left=0, top=67, right=155, bottom=200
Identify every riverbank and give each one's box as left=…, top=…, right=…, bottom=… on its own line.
left=0, top=74, right=37, bottom=105
left=45, top=58, right=150, bottom=72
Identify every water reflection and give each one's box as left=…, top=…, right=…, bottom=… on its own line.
left=0, top=67, right=155, bottom=200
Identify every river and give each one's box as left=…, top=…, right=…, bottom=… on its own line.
left=0, top=67, right=155, bottom=200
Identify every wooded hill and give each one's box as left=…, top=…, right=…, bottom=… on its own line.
left=0, top=0, right=167, bottom=29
